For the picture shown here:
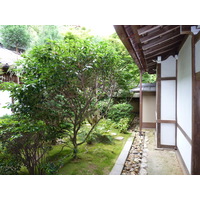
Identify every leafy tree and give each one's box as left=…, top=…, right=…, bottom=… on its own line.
left=0, top=25, right=30, bottom=52
left=36, top=25, right=62, bottom=45
left=107, top=33, right=140, bottom=93
left=8, top=35, right=122, bottom=158
left=142, top=72, right=156, bottom=83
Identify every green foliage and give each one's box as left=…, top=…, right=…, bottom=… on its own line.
left=35, top=25, right=62, bottom=46
left=39, top=162, right=60, bottom=175
left=112, top=118, right=131, bottom=134
left=0, top=154, right=22, bottom=175
left=0, top=116, right=52, bottom=174
left=0, top=114, right=12, bottom=120
left=93, top=133, right=113, bottom=144
left=142, top=72, right=156, bottom=83
left=97, top=98, right=114, bottom=116
left=0, top=25, right=30, bottom=52
left=107, top=103, right=133, bottom=122
left=107, top=33, right=140, bottom=94
left=6, top=33, right=123, bottom=158
left=86, top=130, right=114, bottom=145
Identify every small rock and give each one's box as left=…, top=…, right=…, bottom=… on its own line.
left=130, top=168, right=134, bottom=172
left=134, top=158, right=140, bottom=163
left=139, top=168, right=147, bottom=175
left=110, top=132, right=117, bottom=136
left=141, top=163, right=148, bottom=168
left=115, top=136, right=124, bottom=141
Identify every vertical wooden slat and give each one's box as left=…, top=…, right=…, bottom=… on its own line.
left=156, top=63, right=161, bottom=147
left=175, top=59, right=178, bottom=148
left=139, top=72, right=143, bottom=134
left=191, top=34, right=200, bottom=174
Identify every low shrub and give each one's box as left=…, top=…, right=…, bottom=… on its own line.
left=107, top=103, right=133, bottom=123
left=86, top=129, right=113, bottom=145
left=0, top=154, right=22, bottom=175
left=112, top=118, right=130, bottom=134
left=39, top=162, right=60, bottom=175
left=95, top=133, right=113, bottom=144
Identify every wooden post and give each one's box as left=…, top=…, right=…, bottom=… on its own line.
left=139, top=71, right=143, bottom=134
left=191, top=34, right=200, bottom=174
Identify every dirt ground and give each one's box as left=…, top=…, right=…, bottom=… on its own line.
left=145, top=130, right=184, bottom=175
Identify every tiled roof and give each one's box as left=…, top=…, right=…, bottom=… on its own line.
left=130, top=83, right=156, bottom=93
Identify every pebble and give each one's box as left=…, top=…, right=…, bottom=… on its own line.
left=139, top=168, right=148, bottom=175
left=121, top=125, right=149, bottom=175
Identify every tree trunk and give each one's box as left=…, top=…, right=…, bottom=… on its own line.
left=72, top=144, right=78, bottom=159
left=27, top=165, right=35, bottom=175
left=16, top=46, right=19, bottom=53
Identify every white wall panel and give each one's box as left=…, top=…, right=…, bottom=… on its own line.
left=160, top=123, right=175, bottom=145
left=142, top=94, right=156, bottom=122
left=161, top=56, right=176, bottom=77
left=177, top=128, right=191, bottom=174
left=161, top=80, right=176, bottom=120
left=177, top=36, right=192, bottom=139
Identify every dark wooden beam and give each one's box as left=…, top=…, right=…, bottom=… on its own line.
left=114, top=25, right=142, bottom=70
left=138, top=25, right=162, bottom=35
left=145, top=48, right=177, bottom=60
left=131, top=25, right=148, bottom=72
left=142, top=29, right=181, bottom=50
left=143, top=37, right=182, bottom=54
left=140, top=25, right=180, bottom=43
left=143, top=39, right=182, bottom=56
left=180, top=25, right=192, bottom=34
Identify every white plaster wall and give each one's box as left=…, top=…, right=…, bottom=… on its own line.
left=0, top=91, right=12, bottom=117
left=177, top=36, right=192, bottom=139
left=161, top=56, right=176, bottom=77
left=195, top=40, right=200, bottom=73
left=177, top=128, right=191, bottom=174
left=142, top=93, right=156, bottom=122
left=161, top=80, right=176, bottom=120
left=160, top=123, right=175, bottom=145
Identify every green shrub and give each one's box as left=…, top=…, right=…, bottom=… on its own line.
left=0, top=115, right=12, bottom=120
left=39, top=162, right=60, bottom=175
left=114, top=118, right=130, bottom=134
left=86, top=129, right=114, bottom=145
left=107, top=103, right=133, bottom=123
left=95, top=133, right=113, bottom=144
left=0, top=116, right=52, bottom=175
left=0, top=154, right=22, bottom=175
left=97, top=98, right=114, bottom=116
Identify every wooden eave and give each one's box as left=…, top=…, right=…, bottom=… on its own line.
left=114, top=25, right=195, bottom=74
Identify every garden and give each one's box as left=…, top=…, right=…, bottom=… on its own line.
left=0, top=25, right=155, bottom=175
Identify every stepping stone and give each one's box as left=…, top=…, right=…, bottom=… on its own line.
left=115, top=136, right=124, bottom=141
left=111, top=132, right=117, bottom=136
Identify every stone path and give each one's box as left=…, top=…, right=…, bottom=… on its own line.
left=121, top=129, right=184, bottom=175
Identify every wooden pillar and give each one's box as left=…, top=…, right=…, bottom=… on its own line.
left=156, top=63, right=161, bottom=148
left=191, top=34, right=200, bottom=174
left=139, top=71, right=143, bottom=134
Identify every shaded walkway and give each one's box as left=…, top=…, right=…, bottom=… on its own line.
left=145, top=129, right=184, bottom=175
left=110, top=128, right=185, bottom=175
